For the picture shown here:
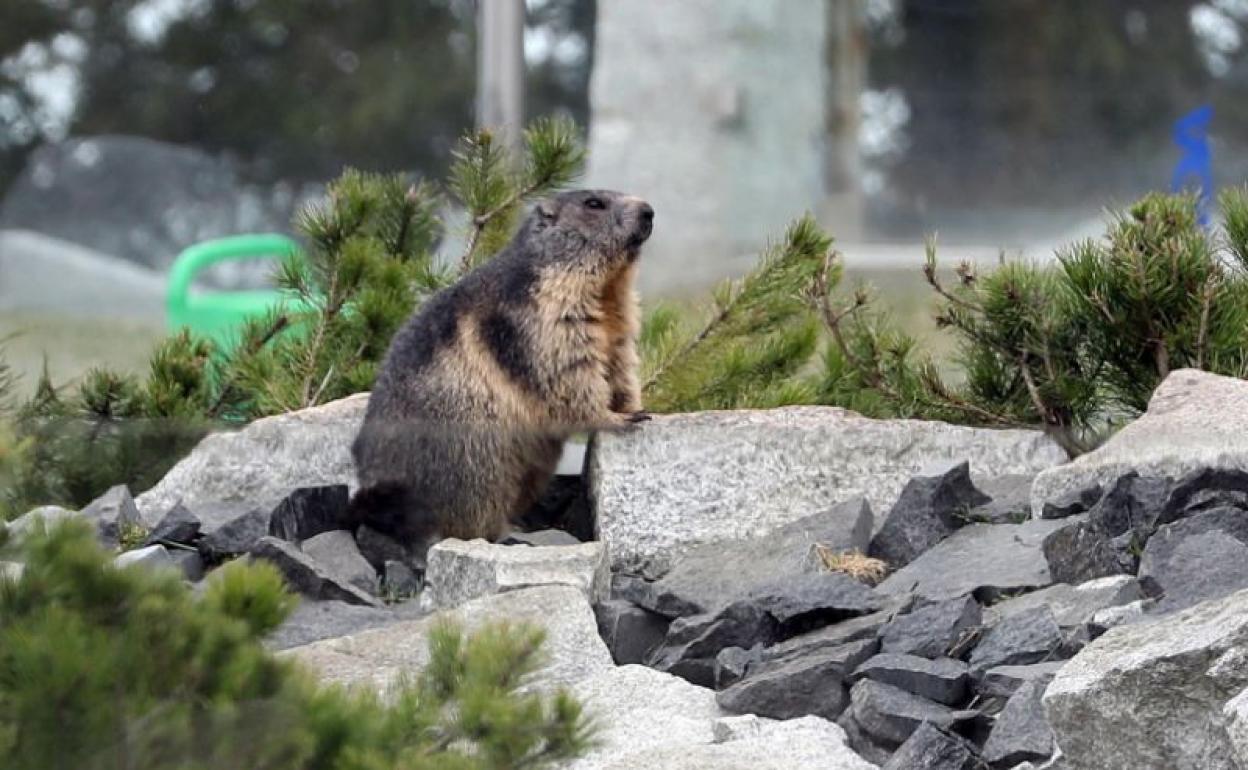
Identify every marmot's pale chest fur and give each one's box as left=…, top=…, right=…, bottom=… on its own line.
left=348, top=189, right=654, bottom=549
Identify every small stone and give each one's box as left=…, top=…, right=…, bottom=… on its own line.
left=144, top=502, right=201, bottom=546
left=853, top=653, right=970, bottom=706
left=115, top=544, right=175, bottom=573
left=881, top=595, right=982, bottom=659
left=646, top=601, right=777, bottom=687
left=882, top=721, right=983, bottom=770
left=594, top=599, right=670, bottom=666
left=382, top=560, right=420, bottom=598
left=969, top=606, right=1064, bottom=675
left=716, top=638, right=876, bottom=720
left=198, top=506, right=270, bottom=561
left=982, top=679, right=1057, bottom=767
left=168, top=548, right=205, bottom=581
left=978, top=661, right=1067, bottom=700
left=267, top=485, right=349, bottom=543
left=424, top=538, right=609, bottom=608
left=843, top=678, right=970, bottom=747
left=250, top=536, right=381, bottom=607
left=501, top=528, right=583, bottom=547
left=302, top=529, right=379, bottom=595
left=869, top=461, right=990, bottom=570
left=1039, top=483, right=1103, bottom=520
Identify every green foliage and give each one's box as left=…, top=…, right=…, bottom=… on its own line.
left=0, top=521, right=593, bottom=770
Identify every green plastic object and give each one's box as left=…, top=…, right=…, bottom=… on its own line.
left=166, top=233, right=306, bottom=348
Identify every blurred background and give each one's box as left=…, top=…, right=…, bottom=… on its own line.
left=2, top=0, right=1246, bottom=394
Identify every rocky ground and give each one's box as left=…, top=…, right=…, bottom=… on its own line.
left=6, top=367, right=1248, bottom=769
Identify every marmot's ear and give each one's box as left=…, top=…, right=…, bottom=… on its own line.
left=535, top=200, right=557, bottom=228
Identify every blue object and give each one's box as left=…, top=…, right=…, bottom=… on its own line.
left=1171, top=105, right=1214, bottom=226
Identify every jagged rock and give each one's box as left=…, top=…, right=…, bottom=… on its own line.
left=1040, top=518, right=1125, bottom=585
left=1225, top=686, right=1248, bottom=768
left=115, top=544, right=175, bottom=572
left=266, top=598, right=424, bottom=651
left=382, top=560, right=420, bottom=598
left=1044, top=587, right=1248, bottom=770
left=984, top=576, right=1142, bottom=630
left=424, top=538, right=609, bottom=608
left=82, top=485, right=144, bottom=543
left=284, top=585, right=613, bottom=694
left=647, top=601, right=777, bottom=687
left=879, top=518, right=1066, bottom=602
left=636, top=497, right=873, bottom=617
left=881, top=595, right=981, bottom=659
left=6, top=505, right=79, bottom=539
left=972, top=473, right=1036, bottom=524
left=969, top=606, right=1064, bottom=675
left=1086, top=599, right=1149, bottom=637
left=713, top=645, right=761, bottom=689
left=501, top=528, right=583, bottom=547
left=983, top=679, right=1057, bottom=767
left=837, top=710, right=894, bottom=766
left=1164, top=467, right=1248, bottom=519
left=882, top=721, right=982, bottom=770
left=250, top=536, right=381, bottom=607
left=1031, top=369, right=1248, bottom=517
left=764, top=604, right=903, bottom=665
left=978, top=661, right=1067, bottom=700
left=1038, top=484, right=1102, bottom=520
left=590, top=407, right=1066, bottom=573
left=135, top=393, right=367, bottom=521
left=594, top=599, right=670, bottom=665
left=168, top=549, right=204, bottom=581
left=853, top=653, right=970, bottom=706
left=198, top=506, right=270, bottom=561
left=302, top=529, right=379, bottom=595
left=356, top=524, right=423, bottom=573
left=143, top=502, right=201, bottom=546
left=869, top=461, right=990, bottom=569
left=744, top=572, right=884, bottom=633
left=267, top=485, right=350, bottom=544
left=716, top=638, right=877, bottom=720
left=1138, top=507, right=1248, bottom=613
left=841, top=678, right=972, bottom=748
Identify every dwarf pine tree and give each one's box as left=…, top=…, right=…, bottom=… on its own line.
left=0, top=520, right=593, bottom=770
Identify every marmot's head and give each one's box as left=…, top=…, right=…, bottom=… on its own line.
left=526, top=189, right=654, bottom=270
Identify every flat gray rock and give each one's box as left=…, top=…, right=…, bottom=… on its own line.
left=115, top=544, right=175, bottom=573
left=589, top=407, right=1065, bottom=573
left=882, top=721, right=982, bottom=770
left=969, top=606, right=1064, bottom=675
left=265, top=598, right=425, bottom=651
left=594, top=599, right=670, bottom=665
left=765, top=604, right=904, bottom=665
left=249, top=536, right=381, bottom=608
left=972, top=473, right=1036, bottom=524
left=880, top=595, right=981, bottom=659
left=842, top=678, right=970, bottom=748
left=853, top=653, right=970, bottom=706
left=1044, top=587, right=1248, bottom=770
left=984, top=576, right=1142, bottom=629
left=979, top=661, right=1067, bottom=700
left=1138, top=508, right=1248, bottom=614
left=716, top=638, right=877, bottom=720
left=1031, top=369, right=1248, bottom=517
left=879, top=519, right=1068, bottom=602
left=302, top=529, right=378, bottom=596
left=424, top=538, right=609, bottom=609
left=983, top=679, right=1057, bottom=767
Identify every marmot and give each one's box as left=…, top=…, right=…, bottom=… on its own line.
left=347, top=189, right=654, bottom=551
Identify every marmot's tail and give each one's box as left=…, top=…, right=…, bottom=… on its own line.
left=346, top=482, right=438, bottom=543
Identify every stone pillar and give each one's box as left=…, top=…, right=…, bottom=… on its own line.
left=586, top=0, right=829, bottom=295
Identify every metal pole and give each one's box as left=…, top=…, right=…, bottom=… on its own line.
left=477, top=0, right=526, bottom=153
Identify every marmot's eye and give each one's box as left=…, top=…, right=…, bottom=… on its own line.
left=584, top=197, right=606, bottom=211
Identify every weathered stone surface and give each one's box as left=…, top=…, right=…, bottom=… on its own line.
left=882, top=721, right=982, bottom=770
left=590, top=407, right=1065, bottom=573
left=1225, top=686, right=1248, bottom=768
left=1164, top=467, right=1248, bottom=519
left=881, top=595, right=981, bottom=659
left=501, top=528, right=583, bottom=547
left=870, top=461, right=990, bottom=569
left=1044, top=588, right=1248, bottom=770
left=82, top=484, right=144, bottom=542
left=144, top=502, right=201, bottom=546
left=978, top=661, right=1067, bottom=700
left=382, top=560, right=420, bottom=598
left=168, top=549, right=204, bottom=581
left=716, top=638, right=876, bottom=720
left=744, top=572, right=884, bottom=632
left=136, top=393, right=367, bottom=521
left=1039, top=484, right=1102, bottom=520
left=638, top=497, right=873, bottom=616
left=1040, top=518, right=1126, bottom=586
left=594, top=599, right=670, bottom=665
left=250, top=536, right=381, bottom=607
left=1086, top=600, right=1149, bottom=637
left=969, top=606, right=1064, bottom=675
left=1031, top=369, right=1248, bottom=516
left=6, top=505, right=79, bottom=539
left=853, top=653, right=969, bottom=706
left=115, top=544, right=175, bottom=573
left=983, top=679, right=1057, bottom=767
left=424, top=538, right=609, bottom=609
left=879, top=519, right=1066, bottom=602
left=285, top=585, right=612, bottom=695
left=842, top=678, right=970, bottom=747
left=198, top=506, right=269, bottom=561
left=984, top=576, right=1142, bottom=630
left=266, top=598, right=424, bottom=651
left=302, top=530, right=378, bottom=595
left=765, top=605, right=902, bottom=664
left=267, top=485, right=350, bottom=544
left=714, top=645, right=761, bottom=689
left=1138, top=507, right=1248, bottom=614
left=647, top=601, right=777, bottom=687
left=837, top=711, right=894, bottom=767
left=972, top=473, right=1036, bottom=524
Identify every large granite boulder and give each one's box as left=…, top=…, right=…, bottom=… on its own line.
left=1032, top=369, right=1248, bottom=516
left=590, top=408, right=1066, bottom=573
left=1043, top=588, right=1248, bottom=770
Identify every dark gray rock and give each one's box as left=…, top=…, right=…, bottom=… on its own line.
left=302, top=529, right=378, bottom=595
left=1040, top=483, right=1103, bottom=520
left=267, top=485, right=349, bottom=544
left=144, top=502, right=201, bottom=547
left=1041, top=518, right=1128, bottom=585
left=982, top=679, right=1057, bottom=767
left=879, top=518, right=1067, bottom=603
left=842, top=678, right=972, bottom=747
left=1092, top=473, right=1170, bottom=544
left=1162, top=467, right=1248, bottom=520
left=168, top=548, right=205, bottom=581
left=881, top=595, right=982, bottom=659
left=82, top=485, right=144, bottom=545
left=249, top=536, right=382, bottom=607
left=637, top=497, right=873, bottom=618
left=882, top=721, right=983, bottom=770
left=594, top=599, right=670, bottom=665
left=199, top=506, right=270, bottom=561
left=745, top=571, right=883, bottom=634
left=763, top=604, right=903, bottom=665
left=837, top=710, right=895, bottom=767
left=971, top=474, right=1035, bottom=524
left=870, top=462, right=990, bottom=570
left=713, top=645, right=761, bottom=689
left=969, top=606, right=1063, bottom=674
left=382, top=560, right=421, bottom=598
left=1139, top=510, right=1248, bottom=614
left=611, top=572, right=700, bottom=618
left=978, top=661, right=1067, bottom=700
left=984, top=576, right=1143, bottom=630
left=501, top=529, right=583, bottom=547
left=646, top=601, right=777, bottom=687
left=716, top=638, right=876, bottom=720
left=853, top=653, right=970, bottom=706
left=356, top=524, right=425, bottom=573
left=265, top=599, right=424, bottom=651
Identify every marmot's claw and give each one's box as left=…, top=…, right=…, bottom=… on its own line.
left=627, top=411, right=652, bottom=424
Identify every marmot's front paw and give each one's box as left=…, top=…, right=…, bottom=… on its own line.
left=626, top=410, right=651, bottom=424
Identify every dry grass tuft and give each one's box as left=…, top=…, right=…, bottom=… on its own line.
left=813, top=545, right=888, bottom=585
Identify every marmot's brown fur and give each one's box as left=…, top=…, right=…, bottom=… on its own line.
left=347, top=189, right=654, bottom=550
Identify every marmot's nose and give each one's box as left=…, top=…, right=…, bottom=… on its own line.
left=639, top=203, right=655, bottom=224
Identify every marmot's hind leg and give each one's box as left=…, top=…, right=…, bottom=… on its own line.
left=346, top=482, right=441, bottom=550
